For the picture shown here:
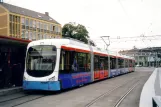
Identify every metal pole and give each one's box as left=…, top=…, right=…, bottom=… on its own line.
left=156, top=52, right=158, bottom=68
left=149, top=52, right=151, bottom=67
left=100, top=36, right=110, bottom=77
left=138, top=53, right=139, bottom=66
left=87, top=38, right=94, bottom=81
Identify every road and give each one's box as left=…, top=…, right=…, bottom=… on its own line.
left=0, top=67, right=154, bottom=107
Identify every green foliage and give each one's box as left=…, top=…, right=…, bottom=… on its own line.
left=62, top=22, right=89, bottom=44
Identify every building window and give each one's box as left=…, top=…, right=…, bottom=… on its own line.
left=21, top=30, right=25, bottom=39
left=37, top=21, right=40, bottom=28
left=44, top=24, right=47, bottom=33
left=15, top=16, right=18, bottom=23
left=30, top=19, right=33, bottom=27
left=9, top=22, right=13, bottom=34
left=33, top=20, right=36, bottom=31
left=43, top=34, right=45, bottom=39
left=40, top=22, right=43, bottom=32
left=22, top=25, right=25, bottom=29
left=26, top=18, right=29, bottom=26
left=46, top=24, right=49, bottom=30
left=21, top=17, right=25, bottom=25
left=25, top=31, right=29, bottom=39
left=10, top=14, right=13, bottom=22
left=51, top=35, right=55, bottom=38
left=29, top=19, right=33, bottom=30
left=58, top=27, right=61, bottom=34
left=13, top=23, right=15, bottom=35
left=47, top=24, right=50, bottom=33
left=33, top=32, right=36, bottom=40
left=49, top=35, right=51, bottom=38
left=17, top=24, right=20, bottom=31
left=15, top=24, right=18, bottom=35
left=46, top=34, right=49, bottom=39
left=13, top=15, right=15, bottom=22
left=55, top=26, right=57, bottom=33
left=37, top=33, right=40, bottom=40
left=44, top=24, right=46, bottom=30
left=50, top=24, right=53, bottom=31
left=17, top=16, right=20, bottom=23
left=33, top=20, right=36, bottom=28
left=40, top=33, right=42, bottom=39
left=29, top=31, right=32, bottom=40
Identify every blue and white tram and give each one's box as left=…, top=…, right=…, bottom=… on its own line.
left=23, top=38, right=135, bottom=91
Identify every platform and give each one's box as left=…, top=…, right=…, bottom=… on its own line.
left=0, top=87, right=22, bottom=96
left=140, top=68, right=161, bottom=107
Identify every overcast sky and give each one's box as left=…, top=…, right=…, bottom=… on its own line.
left=4, top=0, right=161, bottom=51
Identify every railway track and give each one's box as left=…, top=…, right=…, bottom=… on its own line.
left=84, top=76, right=143, bottom=107
left=113, top=82, right=139, bottom=107
left=0, top=91, right=48, bottom=107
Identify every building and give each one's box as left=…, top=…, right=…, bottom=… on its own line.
left=0, top=2, right=62, bottom=89
left=119, top=47, right=161, bottom=67
left=0, top=2, right=62, bottom=40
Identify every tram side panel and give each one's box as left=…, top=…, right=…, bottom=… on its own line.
left=58, top=49, right=92, bottom=89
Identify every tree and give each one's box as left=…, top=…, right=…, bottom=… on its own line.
left=62, top=22, right=90, bottom=44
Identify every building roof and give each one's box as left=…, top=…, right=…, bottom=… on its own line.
left=0, top=2, right=60, bottom=24
left=0, top=35, right=31, bottom=46
left=119, top=47, right=161, bottom=53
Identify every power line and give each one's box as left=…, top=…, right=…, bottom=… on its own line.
left=92, top=35, right=161, bottom=41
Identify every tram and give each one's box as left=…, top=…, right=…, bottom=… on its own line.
left=23, top=38, right=135, bottom=91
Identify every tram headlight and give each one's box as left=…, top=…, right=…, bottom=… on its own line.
left=49, top=76, right=55, bottom=81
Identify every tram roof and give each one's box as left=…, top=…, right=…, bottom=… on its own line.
left=28, top=38, right=134, bottom=60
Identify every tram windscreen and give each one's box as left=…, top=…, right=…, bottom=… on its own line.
left=26, top=45, right=57, bottom=77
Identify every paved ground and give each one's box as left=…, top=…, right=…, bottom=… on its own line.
left=0, top=67, right=154, bottom=107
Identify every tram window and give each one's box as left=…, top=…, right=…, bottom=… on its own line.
left=77, top=52, right=89, bottom=72
left=129, top=60, right=132, bottom=67
left=118, top=59, right=124, bottom=68
left=26, top=45, right=57, bottom=77
left=125, top=60, right=128, bottom=68
left=110, top=57, right=116, bottom=69
left=134, top=61, right=135, bottom=67
left=131, top=61, right=133, bottom=67
left=59, top=50, right=71, bottom=73
left=87, top=53, right=91, bottom=71
left=118, top=59, right=121, bottom=68
left=122, top=59, right=125, bottom=68
left=127, top=60, right=129, bottom=67
left=100, top=56, right=106, bottom=70
left=94, top=55, right=99, bottom=71
left=104, top=57, right=108, bottom=70
left=77, top=52, right=84, bottom=71
left=59, top=50, right=91, bottom=73
left=132, top=61, right=135, bottom=67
